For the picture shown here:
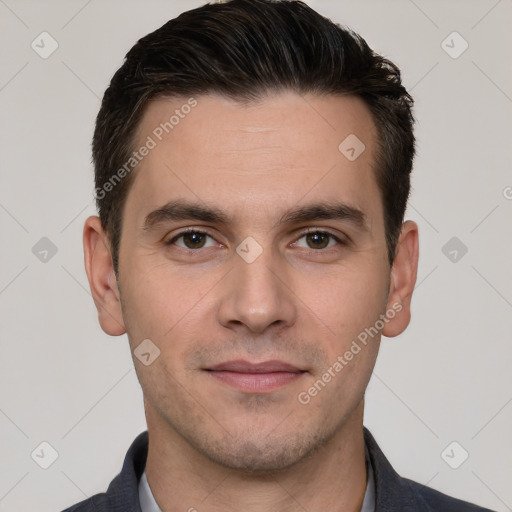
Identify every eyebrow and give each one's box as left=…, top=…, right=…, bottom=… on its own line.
left=143, top=199, right=368, bottom=232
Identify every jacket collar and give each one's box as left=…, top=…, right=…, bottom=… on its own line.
left=363, top=427, right=430, bottom=511
left=104, top=430, right=148, bottom=511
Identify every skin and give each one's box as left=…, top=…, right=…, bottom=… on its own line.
left=84, top=91, right=419, bottom=511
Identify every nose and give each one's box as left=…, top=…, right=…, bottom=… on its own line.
left=217, top=245, right=297, bottom=335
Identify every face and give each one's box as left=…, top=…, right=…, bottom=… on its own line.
left=85, top=91, right=417, bottom=472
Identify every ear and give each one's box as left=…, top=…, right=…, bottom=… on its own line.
left=382, top=220, right=419, bottom=338
left=83, top=216, right=126, bottom=336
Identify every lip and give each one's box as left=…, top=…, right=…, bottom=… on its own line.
left=208, top=359, right=303, bottom=373
left=206, top=359, right=306, bottom=393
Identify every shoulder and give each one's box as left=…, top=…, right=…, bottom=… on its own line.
left=59, top=431, right=149, bottom=512
left=363, top=427, right=497, bottom=512
left=60, top=493, right=111, bottom=512
left=403, top=476, right=496, bottom=511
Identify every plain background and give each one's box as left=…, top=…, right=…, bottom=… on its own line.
left=0, top=0, right=511, bottom=510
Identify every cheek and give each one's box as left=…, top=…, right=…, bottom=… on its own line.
left=118, top=258, right=180, bottom=345
left=302, top=264, right=389, bottom=347
left=119, top=257, right=220, bottom=362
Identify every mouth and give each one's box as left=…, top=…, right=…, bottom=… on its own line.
left=204, top=359, right=307, bottom=393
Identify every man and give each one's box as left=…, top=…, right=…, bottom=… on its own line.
left=63, top=0, right=495, bottom=510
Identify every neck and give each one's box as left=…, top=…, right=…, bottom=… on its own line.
left=144, top=402, right=367, bottom=512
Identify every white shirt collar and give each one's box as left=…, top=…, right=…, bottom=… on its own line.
left=361, top=444, right=376, bottom=512
left=138, top=470, right=162, bottom=512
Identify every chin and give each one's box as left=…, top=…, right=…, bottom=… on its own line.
left=190, top=426, right=331, bottom=474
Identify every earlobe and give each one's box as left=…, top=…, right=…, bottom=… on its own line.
left=83, top=216, right=126, bottom=336
left=382, top=220, right=419, bottom=338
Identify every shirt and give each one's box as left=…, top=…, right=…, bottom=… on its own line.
left=138, top=445, right=376, bottom=512
left=61, top=427, right=496, bottom=512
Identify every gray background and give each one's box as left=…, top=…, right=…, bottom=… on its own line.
left=0, top=0, right=511, bottom=510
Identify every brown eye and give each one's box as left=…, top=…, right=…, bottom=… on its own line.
left=305, top=232, right=330, bottom=249
left=166, top=230, right=215, bottom=250
left=182, top=232, right=207, bottom=249
left=294, top=230, right=343, bottom=251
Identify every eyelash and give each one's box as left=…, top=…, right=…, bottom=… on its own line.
left=164, top=228, right=346, bottom=254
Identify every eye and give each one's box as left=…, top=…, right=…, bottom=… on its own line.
left=165, top=229, right=217, bottom=250
left=164, top=228, right=345, bottom=253
left=293, top=230, right=344, bottom=251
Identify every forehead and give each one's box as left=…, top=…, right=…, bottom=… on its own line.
left=126, top=91, right=381, bottom=226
